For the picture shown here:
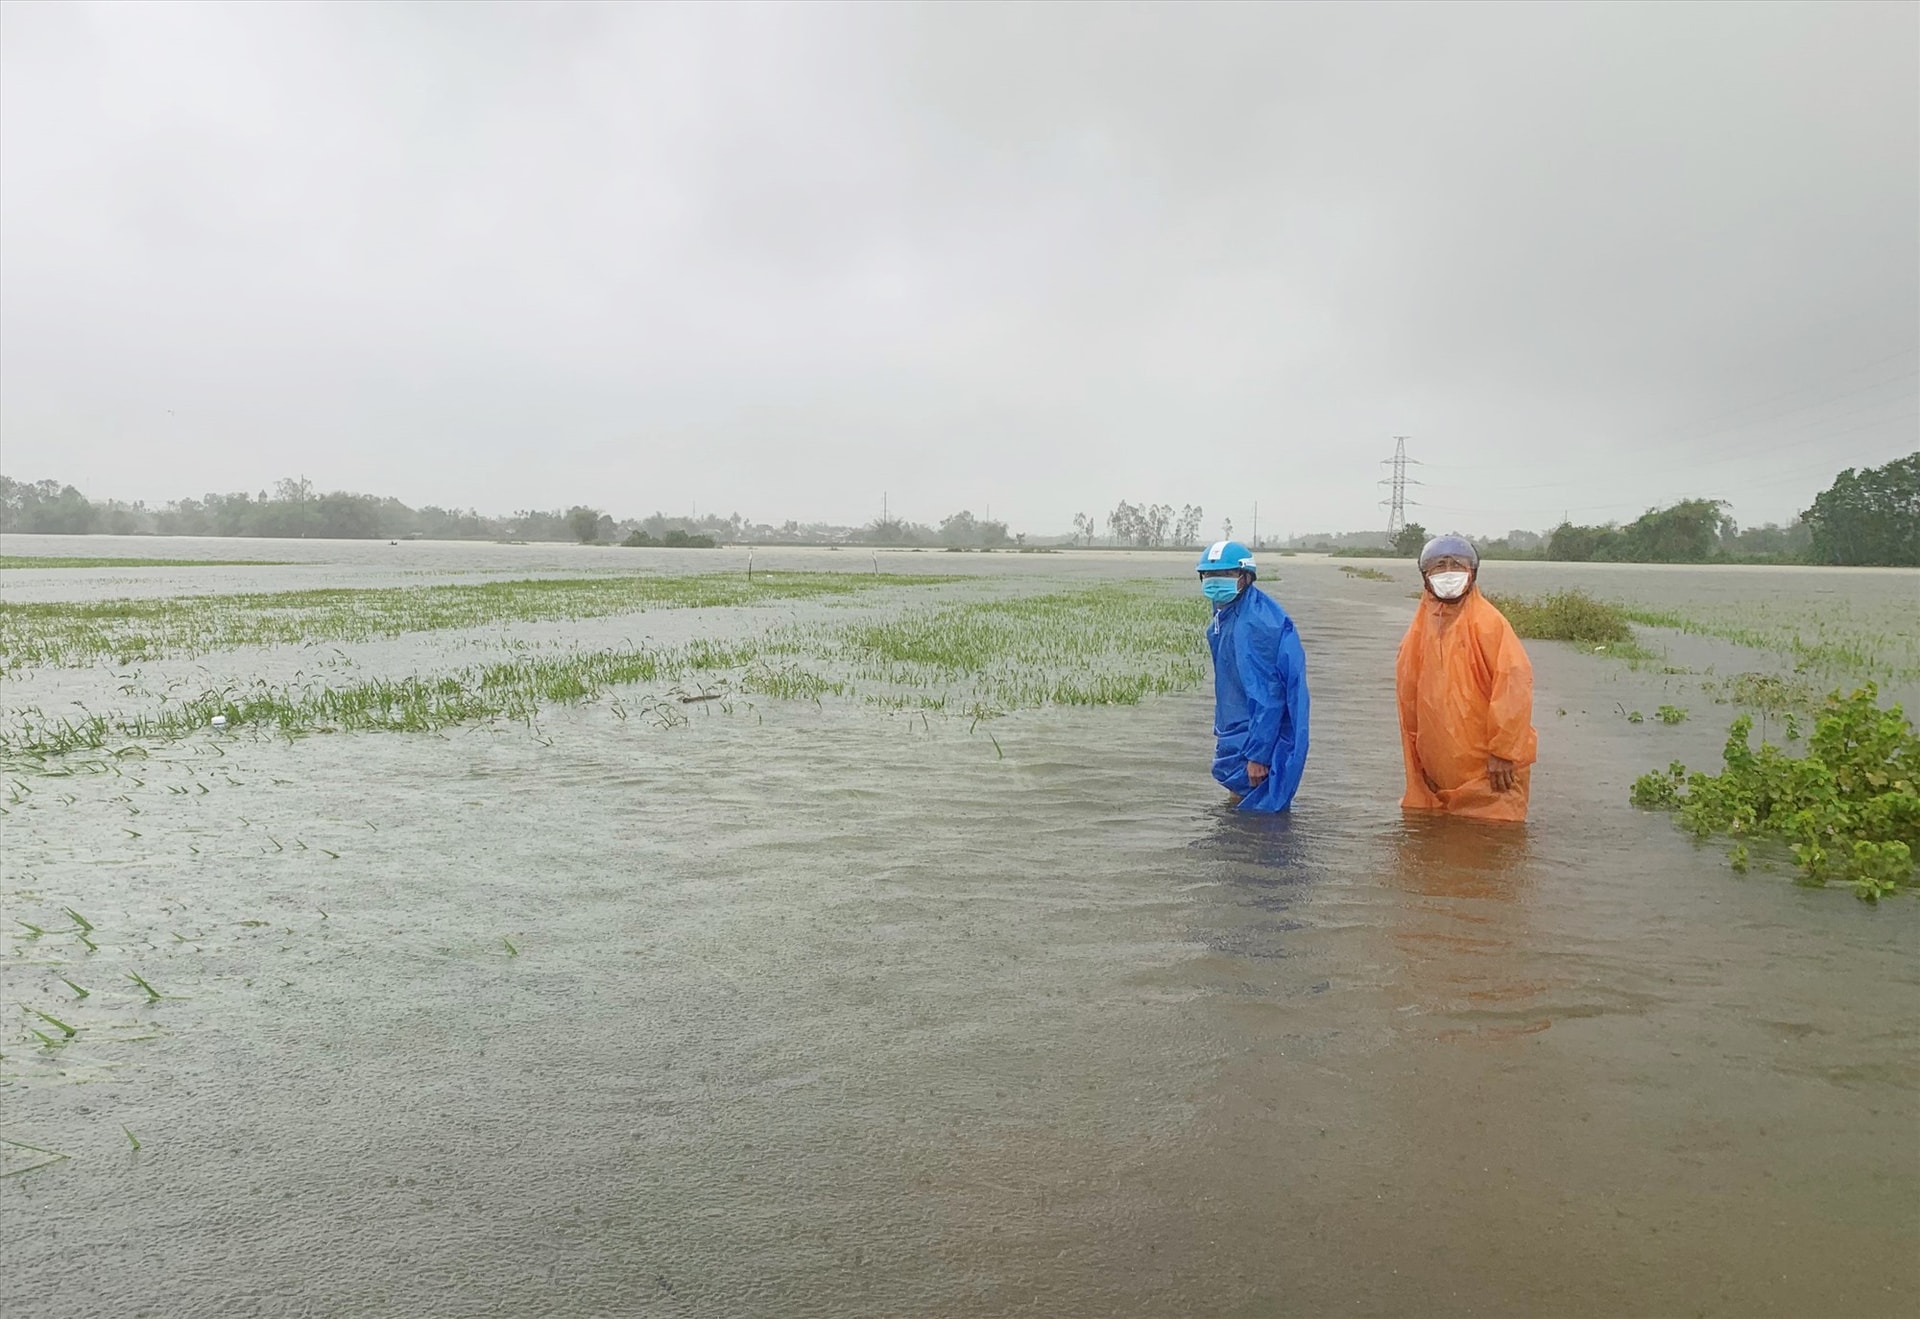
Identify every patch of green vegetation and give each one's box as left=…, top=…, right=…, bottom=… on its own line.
left=1631, top=685, right=1919, bottom=901
left=1656, top=705, right=1689, bottom=725
left=0, top=643, right=722, bottom=756
left=621, top=529, right=715, bottom=548
left=0, top=571, right=959, bottom=668
left=0, top=583, right=1210, bottom=761
left=1487, top=589, right=1632, bottom=644
left=0, top=556, right=292, bottom=570
left=1339, top=565, right=1394, bottom=581
left=832, top=584, right=1207, bottom=714
left=1487, top=589, right=1660, bottom=663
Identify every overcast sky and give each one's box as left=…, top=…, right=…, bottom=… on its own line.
left=2, top=1, right=1914, bottom=537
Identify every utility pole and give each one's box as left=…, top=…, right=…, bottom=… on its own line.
left=1379, top=436, right=1421, bottom=535
left=1252, top=501, right=1259, bottom=549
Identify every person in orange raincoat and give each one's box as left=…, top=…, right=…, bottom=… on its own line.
left=1396, top=533, right=1538, bottom=822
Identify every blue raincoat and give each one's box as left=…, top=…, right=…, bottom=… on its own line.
left=1206, top=584, right=1310, bottom=812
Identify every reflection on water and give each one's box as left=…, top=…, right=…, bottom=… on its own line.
left=1382, top=816, right=1555, bottom=1042
left=1388, top=812, right=1532, bottom=899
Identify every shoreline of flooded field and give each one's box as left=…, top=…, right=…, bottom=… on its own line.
left=2, top=541, right=1916, bottom=1317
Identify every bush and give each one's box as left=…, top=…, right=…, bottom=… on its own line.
left=622, top=529, right=716, bottom=549
left=1630, top=685, right=1919, bottom=900
left=1485, top=589, right=1633, bottom=644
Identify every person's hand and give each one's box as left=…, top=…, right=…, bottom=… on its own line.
left=1247, top=761, right=1269, bottom=785
left=1487, top=756, right=1516, bottom=793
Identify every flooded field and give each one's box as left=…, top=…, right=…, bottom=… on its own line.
left=3, top=536, right=1917, bottom=1317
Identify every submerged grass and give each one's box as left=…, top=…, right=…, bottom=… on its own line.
left=2, top=645, right=691, bottom=756
left=1482, top=587, right=1920, bottom=687
left=0, top=571, right=957, bottom=668
left=833, top=584, right=1208, bottom=713
left=0, top=582, right=1211, bottom=762
left=0, top=1137, right=71, bottom=1177
left=1486, top=588, right=1920, bottom=682
left=1487, top=588, right=1659, bottom=663
left=1618, top=599, right=1920, bottom=682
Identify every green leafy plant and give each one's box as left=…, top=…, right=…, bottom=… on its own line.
left=1656, top=705, right=1688, bottom=725
left=1630, top=684, right=1919, bottom=900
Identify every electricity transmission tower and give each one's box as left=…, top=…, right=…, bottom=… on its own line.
left=1379, top=436, right=1421, bottom=535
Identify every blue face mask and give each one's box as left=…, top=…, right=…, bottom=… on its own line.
left=1201, top=577, right=1242, bottom=605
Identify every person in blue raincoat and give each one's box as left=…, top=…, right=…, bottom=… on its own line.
left=1197, top=540, right=1310, bottom=812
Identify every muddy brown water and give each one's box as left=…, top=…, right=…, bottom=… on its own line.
left=2, top=539, right=1917, bottom=1317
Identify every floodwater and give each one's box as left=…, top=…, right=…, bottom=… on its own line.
left=2, top=537, right=1917, bottom=1318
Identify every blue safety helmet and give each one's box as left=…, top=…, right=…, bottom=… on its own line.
left=1196, top=539, right=1257, bottom=578
left=1417, top=533, right=1480, bottom=569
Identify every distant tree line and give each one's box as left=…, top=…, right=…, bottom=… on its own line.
left=1544, top=498, right=1741, bottom=563
left=0, top=475, right=1026, bottom=549
left=854, top=510, right=1015, bottom=548
left=1541, top=453, right=1915, bottom=567
left=1348, top=454, right=1916, bottom=568
left=0, top=475, right=598, bottom=542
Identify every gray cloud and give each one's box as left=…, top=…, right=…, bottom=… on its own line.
left=3, top=0, right=1914, bottom=536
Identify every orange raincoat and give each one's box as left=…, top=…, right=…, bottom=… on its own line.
left=1395, top=588, right=1538, bottom=822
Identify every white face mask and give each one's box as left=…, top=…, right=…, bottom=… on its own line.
left=1426, top=570, right=1471, bottom=600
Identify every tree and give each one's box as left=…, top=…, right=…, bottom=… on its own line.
left=0, top=477, right=97, bottom=534
left=1390, top=522, right=1428, bottom=557
left=1071, top=512, right=1095, bottom=546
left=940, top=509, right=979, bottom=547
left=859, top=515, right=936, bottom=545
left=1547, top=520, right=1618, bottom=562
left=936, top=510, right=1009, bottom=548
left=1615, top=498, right=1730, bottom=562
left=1175, top=504, right=1204, bottom=546
left=1803, top=453, right=1920, bottom=566
left=274, top=476, right=315, bottom=504
left=1106, top=499, right=1186, bottom=547
left=566, top=505, right=605, bottom=544
left=1544, top=499, right=1732, bottom=563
